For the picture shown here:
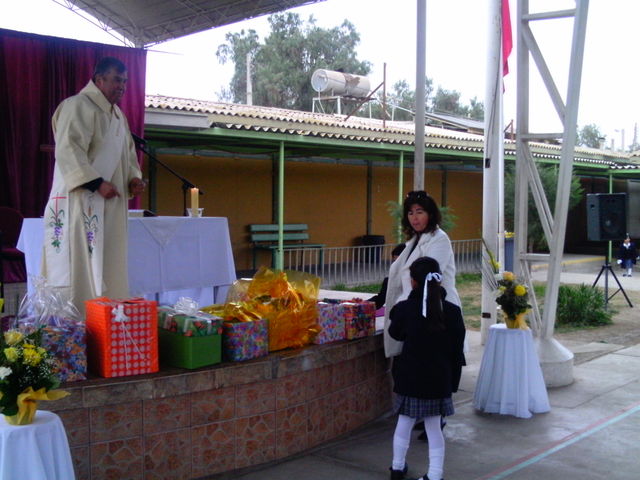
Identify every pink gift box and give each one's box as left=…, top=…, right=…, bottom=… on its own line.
left=314, top=302, right=346, bottom=344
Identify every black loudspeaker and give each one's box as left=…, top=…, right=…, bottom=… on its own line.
left=586, top=193, right=627, bottom=241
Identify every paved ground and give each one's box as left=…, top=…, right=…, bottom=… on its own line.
left=210, top=254, right=640, bottom=480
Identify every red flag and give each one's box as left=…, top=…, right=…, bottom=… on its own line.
left=502, top=0, right=513, bottom=76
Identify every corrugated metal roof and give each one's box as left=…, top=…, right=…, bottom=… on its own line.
left=145, top=94, right=640, bottom=170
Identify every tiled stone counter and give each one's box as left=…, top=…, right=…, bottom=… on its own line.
left=49, top=334, right=392, bottom=480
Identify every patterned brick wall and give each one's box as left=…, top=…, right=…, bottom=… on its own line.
left=49, top=334, right=391, bottom=480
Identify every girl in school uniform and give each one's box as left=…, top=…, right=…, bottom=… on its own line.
left=388, top=256, right=466, bottom=480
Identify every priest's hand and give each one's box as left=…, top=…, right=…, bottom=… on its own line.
left=97, top=180, right=120, bottom=199
left=129, top=177, right=146, bottom=196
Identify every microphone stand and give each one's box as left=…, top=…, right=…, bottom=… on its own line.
left=132, top=134, right=203, bottom=216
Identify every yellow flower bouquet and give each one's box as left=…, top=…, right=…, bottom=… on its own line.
left=495, top=271, right=531, bottom=329
left=0, top=329, right=68, bottom=425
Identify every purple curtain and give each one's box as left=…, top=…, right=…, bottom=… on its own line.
left=0, top=28, right=147, bottom=217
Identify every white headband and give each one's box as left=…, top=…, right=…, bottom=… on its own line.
left=422, top=272, right=442, bottom=317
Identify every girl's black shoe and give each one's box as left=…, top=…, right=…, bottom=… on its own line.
left=389, top=463, right=409, bottom=480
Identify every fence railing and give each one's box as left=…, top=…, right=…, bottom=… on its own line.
left=281, top=238, right=482, bottom=288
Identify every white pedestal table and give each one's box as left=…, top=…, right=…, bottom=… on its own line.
left=0, top=410, right=75, bottom=479
left=473, top=323, right=550, bottom=419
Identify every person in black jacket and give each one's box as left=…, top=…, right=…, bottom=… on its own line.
left=616, top=234, right=638, bottom=277
left=388, top=256, right=466, bottom=480
left=369, top=244, right=406, bottom=310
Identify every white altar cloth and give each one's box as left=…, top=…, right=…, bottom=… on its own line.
left=473, top=323, right=550, bottom=419
left=17, top=216, right=236, bottom=306
left=0, top=410, right=75, bottom=480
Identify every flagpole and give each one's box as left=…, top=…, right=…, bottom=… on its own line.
left=481, top=0, right=507, bottom=344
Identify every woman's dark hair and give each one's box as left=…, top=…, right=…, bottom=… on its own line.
left=409, top=256, right=444, bottom=329
left=401, top=190, right=442, bottom=238
left=93, top=57, right=126, bottom=81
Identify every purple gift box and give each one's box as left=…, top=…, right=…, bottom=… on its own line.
left=19, top=316, right=87, bottom=383
left=314, top=302, right=346, bottom=344
left=222, top=318, right=269, bottom=362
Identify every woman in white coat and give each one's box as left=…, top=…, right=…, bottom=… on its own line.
left=383, top=191, right=461, bottom=358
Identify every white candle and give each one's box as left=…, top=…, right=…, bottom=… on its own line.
left=190, top=187, right=199, bottom=211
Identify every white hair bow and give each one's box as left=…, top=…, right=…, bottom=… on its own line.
left=422, top=272, right=442, bottom=317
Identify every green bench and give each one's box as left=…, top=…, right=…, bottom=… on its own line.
left=249, top=224, right=324, bottom=269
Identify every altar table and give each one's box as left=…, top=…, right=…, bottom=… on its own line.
left=473, top=323, right=550, bottom=419
left=17, top=216, right=236, bottom=306
left=0, top=410, right=75, bottom=479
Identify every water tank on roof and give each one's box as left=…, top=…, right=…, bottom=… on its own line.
left=311, top=69, right=371, bottom=98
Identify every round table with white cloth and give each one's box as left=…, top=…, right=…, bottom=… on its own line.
left=473, top=323, right=551, bottom=419
left=0, top=410, right=75, bottom=479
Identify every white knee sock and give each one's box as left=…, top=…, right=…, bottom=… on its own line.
left=392, top=414, right=415, bottom=470
left=424, top=416, right=445, bottom=479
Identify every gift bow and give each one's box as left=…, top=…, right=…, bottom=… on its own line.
left=173, top=297, right=199, bottom=316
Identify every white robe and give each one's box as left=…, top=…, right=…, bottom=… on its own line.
left=383, top=228, right=462, bottom=357
left=41, top=80, right=141, bottom=314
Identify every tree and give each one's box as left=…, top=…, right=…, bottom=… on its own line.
left=576, top=124, right=605, bottom=148
left=504, top=164, right=584, bottom=252
left=369, top=78, right=434, bottom=121
left=216, top=13, right=371, bottom=111
left=216, top=29, right=260, bottom=102
left=467, top=97, right=484, bottom=121
left=432, top=87, right=466, bottom=116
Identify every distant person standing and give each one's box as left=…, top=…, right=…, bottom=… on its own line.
left=42, top=57, right=145, bottom=314
left=617, top=234, right=638, bottom=277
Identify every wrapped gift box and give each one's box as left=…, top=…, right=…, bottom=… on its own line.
left=19, top=317, right=87, bottom=383
left=85, top=297, right=158, bottom=378
left=314, top=302, right=346, bottom=344
left=158, top=329, right=221, bottom=369
left=222, top=319, right=268, bottom=362
left=341, top=300, right=376, bottom=340
left=158, top=307, right=221, bottom=337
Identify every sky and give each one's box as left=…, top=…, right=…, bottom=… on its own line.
left=2, top=0, right=639, bottom=151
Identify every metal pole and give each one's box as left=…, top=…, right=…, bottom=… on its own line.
left=414, top=0, right=426, bottom=190
left=276, top=141, right=285, bottom=270
left=514, top=0, right=530, bottom=278
left=246, top=53, right=253, bottom=105
left=398, top=151, right=405, bottom=242
left=542, top=0, right=590, bottom=340
left=480, top=0, right=502, bottom=344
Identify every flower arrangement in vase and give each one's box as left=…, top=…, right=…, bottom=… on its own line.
left=495, top=271, right=531, bottom=329
left=0, top=329, right=68, bottom=425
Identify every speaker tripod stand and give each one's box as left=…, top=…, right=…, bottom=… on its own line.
left=592, top=259, right=633, bottom=308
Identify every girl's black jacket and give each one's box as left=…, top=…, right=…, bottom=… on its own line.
left=388, top=288, right=466, bottom=399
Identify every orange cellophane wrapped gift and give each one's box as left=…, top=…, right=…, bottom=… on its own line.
left=85, top=297, right=159, bottom=378
left=249, top=268, right=320, bottom=351
left=202, top=268, right=320, bottom=352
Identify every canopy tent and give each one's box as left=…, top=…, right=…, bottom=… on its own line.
left=53, top=0, right=326, bottom=47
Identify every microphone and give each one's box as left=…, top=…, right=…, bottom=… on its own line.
left=131, top=133, right=146, bottom=146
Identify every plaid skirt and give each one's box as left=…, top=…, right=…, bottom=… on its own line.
left=394, top=394, right=454, bottom=418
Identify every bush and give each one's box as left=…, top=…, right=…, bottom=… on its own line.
left=556, top=284, right=612, bottom=327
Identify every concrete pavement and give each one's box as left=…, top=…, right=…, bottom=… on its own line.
left=209, top=255, right=640, bottom=480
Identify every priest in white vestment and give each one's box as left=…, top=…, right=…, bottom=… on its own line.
left=41, top=57, right=145, bottom=315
